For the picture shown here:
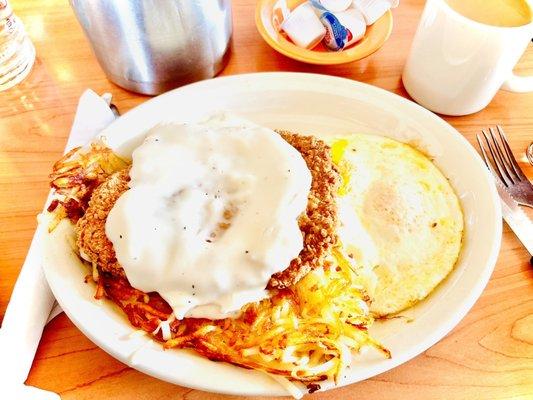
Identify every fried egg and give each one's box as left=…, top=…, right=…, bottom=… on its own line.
left=330, top=134, right=464, bottom=317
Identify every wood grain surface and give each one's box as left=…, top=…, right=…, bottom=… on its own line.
left=1, top=0, right=532, bottom=399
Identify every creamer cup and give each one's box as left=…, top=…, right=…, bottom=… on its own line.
left=319, top=0, right=353, bottom=12
left=309, top=0, right=349, bottom=50
left=335, top=8, right=366, bottom=46
left=272, top=0, right=291, bottom=31
left=352, top=0, right=396, bottom=25
left=281, top=2, right=326, bottom=49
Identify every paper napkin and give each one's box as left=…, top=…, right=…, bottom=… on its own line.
left=0, top=90, right=117, bottom=399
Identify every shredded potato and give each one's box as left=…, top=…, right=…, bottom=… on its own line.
left=161, top=249, right=389, bottom=384
left=47, top=142, right=128, bottom=231
left=99, top=247, right=389, bottom=387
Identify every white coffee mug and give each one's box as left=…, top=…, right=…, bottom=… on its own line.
left=402, top=0, right=533, bottom=116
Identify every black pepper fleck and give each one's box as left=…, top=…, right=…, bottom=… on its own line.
left=119, top=235, right=123, bottom=239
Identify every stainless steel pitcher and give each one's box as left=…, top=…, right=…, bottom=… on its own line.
left=70, top=0, right=232, bottom=95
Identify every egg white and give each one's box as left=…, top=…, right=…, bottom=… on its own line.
left=329, top=134, right=464, bottom=317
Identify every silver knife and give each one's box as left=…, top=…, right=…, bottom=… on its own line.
left=494, top=178, right=533, bottom=255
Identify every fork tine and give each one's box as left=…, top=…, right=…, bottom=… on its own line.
left=489, top=127, right=516, bottom=184
left=488, top=127, right=515, bottom=186
left=496, top=125, right=527, bottom=181
left=476, top=131, right=503, bottom=186
left=479, top=127, right=533, bottom=209
left=476, top=134, right=496, bottom=173
left=481, top=129, right=510, bottom=186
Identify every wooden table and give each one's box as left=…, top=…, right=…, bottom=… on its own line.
left=1, top=0, right=532, bottom=398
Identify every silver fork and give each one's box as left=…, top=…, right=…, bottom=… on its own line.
left=476, top=125, right=533, bottom=208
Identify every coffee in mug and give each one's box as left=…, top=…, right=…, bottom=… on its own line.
left=445, top=0, right=532, bottom=27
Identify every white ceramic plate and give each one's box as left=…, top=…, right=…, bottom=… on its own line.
left=42, top=73, right=502, bottom=397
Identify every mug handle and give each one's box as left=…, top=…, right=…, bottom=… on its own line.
left=502, top=38, right=533, bottom=92
left=502, top=73, right=533, bottom=93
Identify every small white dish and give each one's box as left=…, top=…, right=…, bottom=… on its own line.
left=42, top=72, right=501, bottom=397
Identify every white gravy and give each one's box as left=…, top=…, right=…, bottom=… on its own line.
left=105, top=114, right=311, bottom=319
